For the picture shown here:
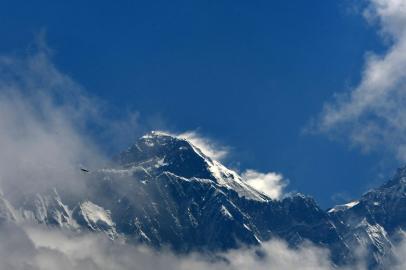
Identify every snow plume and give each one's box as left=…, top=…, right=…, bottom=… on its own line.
left=174, top=131, right=288, bottom=199
left=177, top=131, right=230, bottom=161
left=0, top=42, right=139, bottom=200
left=314, top=0, right=406, bottom=161
left=175, top=131, right=288, bottom=199
left=0, top=222, right=366, bottom=270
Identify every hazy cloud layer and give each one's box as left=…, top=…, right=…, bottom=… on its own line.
left=315, top=0, right=406, bottom=161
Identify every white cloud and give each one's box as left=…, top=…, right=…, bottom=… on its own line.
left=177, top=131, right=229, bottom=161
left=242, top=170, right=287, bottom=200
left=315, top=0, right=406, bottom=161
left=0, top=222, right=358, bottom=270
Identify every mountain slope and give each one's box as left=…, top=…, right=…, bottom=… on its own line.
left=4, top=131, right=406, bottom=268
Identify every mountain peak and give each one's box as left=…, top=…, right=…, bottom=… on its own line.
left=139, top=130, right=210, bottom=160
left=142, top=130, right=176, bottom=138
left=112, top=132, right=269, bottom=202
left=114, top=131, right=212, bottom=179
left=139, top=131, right=178, bottom=143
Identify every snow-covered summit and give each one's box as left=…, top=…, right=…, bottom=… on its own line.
left=114, top=131, right=268, bottom=201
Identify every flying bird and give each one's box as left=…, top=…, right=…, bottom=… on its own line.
left=80, top=167, right=90, bottom=173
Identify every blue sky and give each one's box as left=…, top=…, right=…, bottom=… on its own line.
left=0, top=0, right=403, bottom=207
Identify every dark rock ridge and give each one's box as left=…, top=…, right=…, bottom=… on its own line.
left=1, top=131, right=406, bottom=269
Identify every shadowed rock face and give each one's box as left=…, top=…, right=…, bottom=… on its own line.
left=328, top=167, right=406, bottom=269
left=3, top=131, right=406, bottom=269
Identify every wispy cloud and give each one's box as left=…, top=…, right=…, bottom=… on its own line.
left=313, top=0, right=406, bottom=161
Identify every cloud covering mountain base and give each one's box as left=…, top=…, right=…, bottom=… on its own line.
left=0, top=222, right=356, bottom=270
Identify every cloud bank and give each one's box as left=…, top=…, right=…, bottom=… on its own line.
left=0, top=222, right=358, bottom=270
left=315, top=0, right=406, bottom=161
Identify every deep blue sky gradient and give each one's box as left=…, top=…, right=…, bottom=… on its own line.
left=0, top=0, right=397, bottom=207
